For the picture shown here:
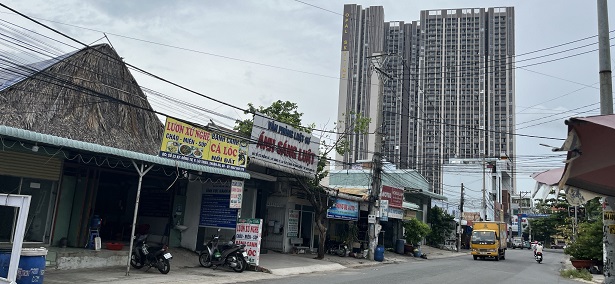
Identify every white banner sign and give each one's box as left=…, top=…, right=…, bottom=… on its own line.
left=229, top=180, right=244, bottom=209
left=249, top=113, right=320, bottom=176
left=380, top=200, right=389, bottom=221
left=388, top=207, right=404, bottom=219
left=235, top=218, right=263, bottom=266
left=288, top=210, right=299, bottom=237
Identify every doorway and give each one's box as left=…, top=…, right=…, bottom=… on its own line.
left=295, top=204, right=314, bottom=249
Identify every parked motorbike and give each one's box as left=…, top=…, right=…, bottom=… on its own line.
left=326, top=240, right=348, bottom=257
left=199, top=229, right=248, bottom=273
left=130, top=234, right=172, bottom=274
left=535, top=251, right=543, bottom=264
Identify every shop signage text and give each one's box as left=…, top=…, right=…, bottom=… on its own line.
left=235, top=218, right=263, bottom=265
left=327, top=198, right=359, bottom=221
left=381, top=186, right=404, bottom=208
left=159, top=117, right=247, bottom=171
left=249, top=113, right=319, bottom=176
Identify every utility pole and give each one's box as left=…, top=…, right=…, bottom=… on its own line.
left=458, top=183, right=464, bottom=252
left=367, top=53, right=390, bottom=260
left=482, top=155, right=487, bottom=221
left=598, top=0, right=614, bottom=282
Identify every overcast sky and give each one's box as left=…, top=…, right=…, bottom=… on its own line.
left=2, top=0, right=613, bottom=208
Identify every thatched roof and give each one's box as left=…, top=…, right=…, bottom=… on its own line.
left=0, top=44, right=164, bottom=154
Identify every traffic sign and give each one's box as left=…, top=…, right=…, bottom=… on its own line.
left=568, top=207, right=586, bottom=218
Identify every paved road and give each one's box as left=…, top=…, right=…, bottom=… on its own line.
left=251, top=248, right=578, bottom=284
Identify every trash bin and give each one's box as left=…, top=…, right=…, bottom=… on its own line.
left=374, top=245, right=385, bottom=262
left=395, top=239, right=406, bottom=254
left=0, top=247, right=47, bottom=284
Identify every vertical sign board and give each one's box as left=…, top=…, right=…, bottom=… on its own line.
left=380, top=200, right=389, bottom=222
left=287, top=210, right=300, bottom=237
left=235, top=218, right=263, bottom=266
left=229, top=180, right=244, bottom=209
left=199, top=186, right=238, bottom=228
left=327, top=198, right=359, bottom=221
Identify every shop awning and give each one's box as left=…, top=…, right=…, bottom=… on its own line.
left=0, top=125, right=250, bottom=179
left=335, top=186, right=368, bottom=198
left=402, top=201, right=421, bottom=210
left=406, top=188, right=448, bottom=201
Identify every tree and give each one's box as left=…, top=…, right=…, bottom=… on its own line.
left=426, top=206, right=455, bottom=246
left=403, top=218, right=431, bottom=245
left=235, top=100, right=370, bottom=259
left=564, top=219, right=604, bottom=261
left=234, top=100, right=311, bottom=135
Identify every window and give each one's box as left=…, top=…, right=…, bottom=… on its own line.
left=0, top=175, right=56, bottom=243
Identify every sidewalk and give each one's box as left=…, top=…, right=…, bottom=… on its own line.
left=559, top=254, right=605, bottom=284
left=43, top=246, right=468, bottom=283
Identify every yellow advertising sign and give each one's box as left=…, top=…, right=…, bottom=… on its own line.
left=159, top=117, right=247, bottom=171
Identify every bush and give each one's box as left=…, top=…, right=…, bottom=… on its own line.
left=564, top=219, right=603, bottom=261
left=560, top=268, right=592, bottom=281
left=403, top=218, right=431, bottom=245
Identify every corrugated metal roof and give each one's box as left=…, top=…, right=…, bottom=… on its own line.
left=0, top=125, right=249, bottom=179
left=328, top=169, right=447, bottom=201
left=329, top=169, right=430, bottom=191
left=0, top=50, right=78, bottom=92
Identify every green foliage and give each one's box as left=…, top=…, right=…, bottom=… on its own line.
left=403, top=218, right=431, bottom=245
left=560, top=268, right=592, bottom=281
left=332, top=112, right=371, bottom=154
left=234, top=100, right=311, bottom=136
left=564, top=219, right=604, bottom=261
left=426, top=206, right=455, bottom=246
left=529, top=215, right=562, bottom=244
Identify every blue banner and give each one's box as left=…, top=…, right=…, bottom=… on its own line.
left=199, top=187, right=238, bottom=228
left=327, top=198, right=359, bottom=221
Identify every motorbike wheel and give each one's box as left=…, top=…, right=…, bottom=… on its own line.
left=199, top=251, right=213, bottom=268
left=157, top=257, right=170, bottom=274
left=130, top=252, right=144, bottom=269
left=336, top=247, right=347, bottom=257
left=231, top=255, right=245, bottom=273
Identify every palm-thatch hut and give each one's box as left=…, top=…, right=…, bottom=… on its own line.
left=0, top=44, right=163, bottom=154
left=0, top=44, right=249, bottom=269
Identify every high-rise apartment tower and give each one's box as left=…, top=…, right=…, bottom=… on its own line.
left=337, top=6, right=515, bottom=195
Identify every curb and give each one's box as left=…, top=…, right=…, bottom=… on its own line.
left=266, top=263, right=346, bottom=276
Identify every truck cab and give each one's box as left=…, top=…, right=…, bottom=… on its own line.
left=470, top=221, right=507, bottom=261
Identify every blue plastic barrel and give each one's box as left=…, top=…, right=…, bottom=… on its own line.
left=374, top=245, right=385, bottom=262
left=0, top=248, right=47, bottom=284
left=413, top=246, right=422, bottom=257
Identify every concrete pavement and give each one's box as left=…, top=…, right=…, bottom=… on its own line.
left=558, top=253, right=605, bottom=284
left=43, top=246, right=469, bottom=283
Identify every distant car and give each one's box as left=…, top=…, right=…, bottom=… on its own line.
left=523, top=241, right=531, bottom=249
left=511, top=237, right=523, bottom=249
left=551, top=241, right=566, bottom=249
left=530, top=241, right=538, bottom=250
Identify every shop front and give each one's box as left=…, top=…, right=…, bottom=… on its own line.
left=379, top=186, right=405, bottom=247
left=0, top=124, right=250, bottom=270
left=0, top=150, right=61, bottom=244
left=326, top=197, right=361, bottom=253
